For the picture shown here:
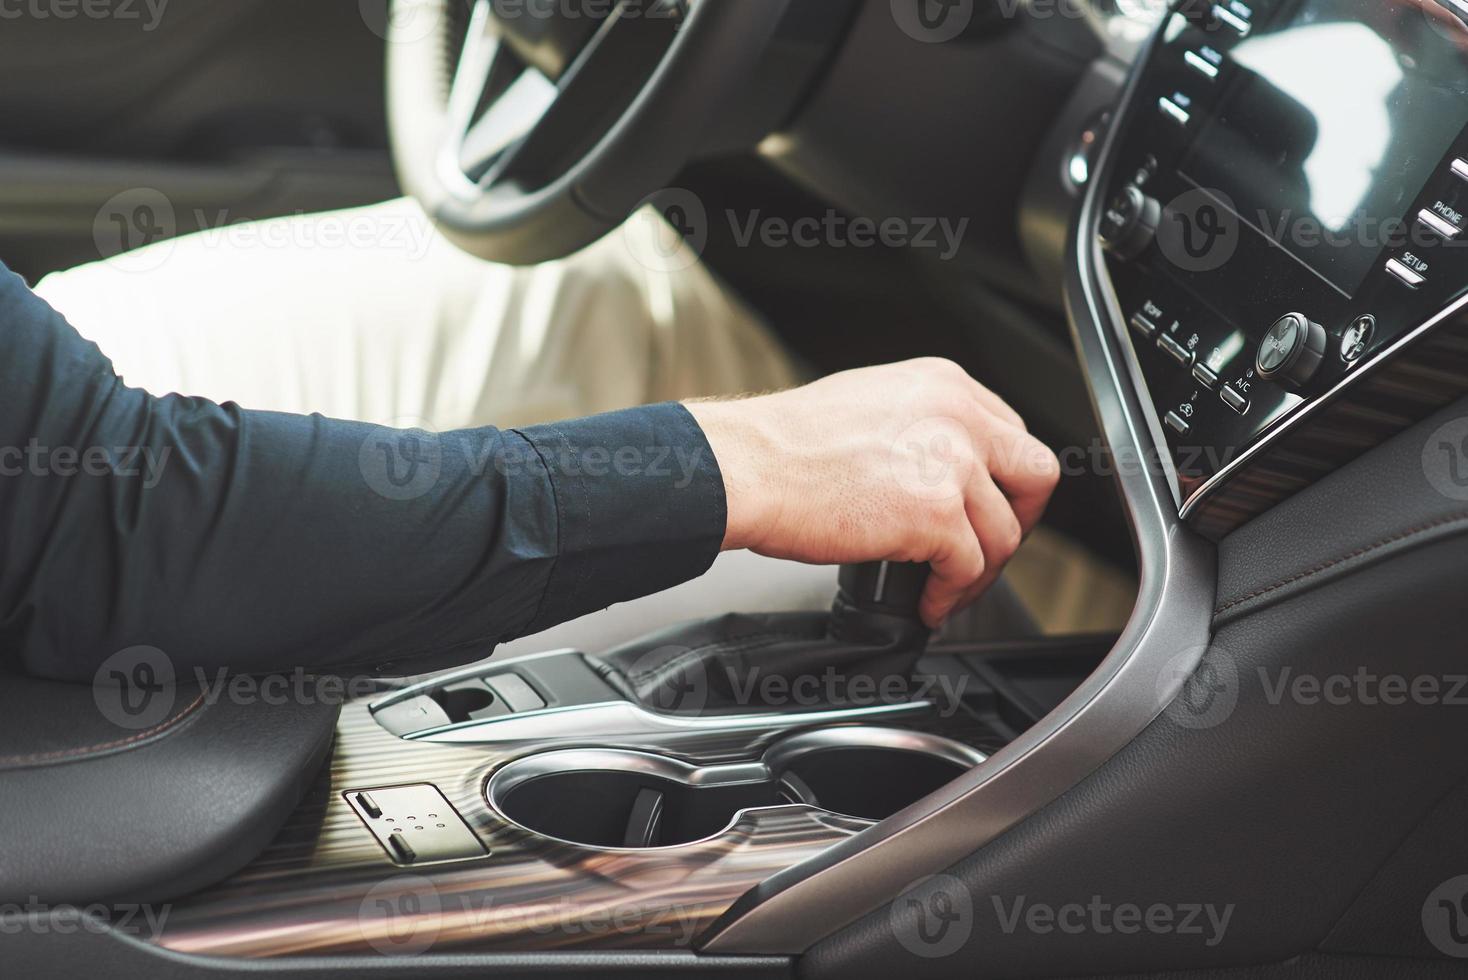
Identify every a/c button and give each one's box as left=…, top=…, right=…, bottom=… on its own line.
left=1220, top=386, right=1250, bottom=416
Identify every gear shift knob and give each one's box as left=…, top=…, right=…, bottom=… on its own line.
left=837, top=561, right=931, bottom=622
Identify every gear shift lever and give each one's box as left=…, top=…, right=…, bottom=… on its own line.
left=836, top=561, right=931, bottom=621
left=600, top=561, right=935, bottom=714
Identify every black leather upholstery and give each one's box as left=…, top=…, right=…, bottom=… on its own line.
left=1214, top=399, right=1468, bottom=626
left=0, top=671, right=338, bottom=905
left=801, top=399, right=1468, bottom=977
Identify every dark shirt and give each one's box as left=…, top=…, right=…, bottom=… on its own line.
left=0, top=262, right=728, bottom=683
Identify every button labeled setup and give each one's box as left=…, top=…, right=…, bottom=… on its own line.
left=1157, top=332, right=1194, bottom=367
left=1385, top=257, right=1427, bottom=288
left=1220, top=386, right=1250, bottom=416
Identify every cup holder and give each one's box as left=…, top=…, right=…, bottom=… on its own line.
left=487, top=727, right=986, bottom=850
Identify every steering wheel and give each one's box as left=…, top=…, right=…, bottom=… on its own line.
left=387, top=0, right=790, bottom=266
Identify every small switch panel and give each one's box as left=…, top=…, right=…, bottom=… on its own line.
left=346, top=784, right=487, bottom=866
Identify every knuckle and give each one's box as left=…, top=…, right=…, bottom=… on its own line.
left=1000, top=517, right=1024, bottom=556
left=945, top=535, right=986, bottom=580
left=937, top=534, right=985, bottom=583
left=1035, top=445, right=1063, bottom=487
left=1017, top=435, right=1061, bottom=485
left=916, top=356, right=960, bottom=375
left=967, top=546, right=988, bottom=581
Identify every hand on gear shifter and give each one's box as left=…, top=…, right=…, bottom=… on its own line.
left=686, top=359, right=1060, bottom=628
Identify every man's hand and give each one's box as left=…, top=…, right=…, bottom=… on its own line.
left=686, top=358, right=1061, bottom=629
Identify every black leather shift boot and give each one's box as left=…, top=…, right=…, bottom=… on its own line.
left=598, top=597, right=929, bottom=715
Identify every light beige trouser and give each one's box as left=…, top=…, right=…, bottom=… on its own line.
left=37, top=198, right=800, bottom=431
left=36, top=198, right=844, bottom=658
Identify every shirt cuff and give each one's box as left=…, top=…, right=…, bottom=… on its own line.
left=513, top=402, right=728, bottom=635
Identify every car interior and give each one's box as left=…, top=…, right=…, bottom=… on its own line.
left=7, top=0, right=1468, bottom=976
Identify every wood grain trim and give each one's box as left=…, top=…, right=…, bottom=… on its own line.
left=151, top=701, right=1000, bottom=958
left=1185, top=300, right=1468, bottom=540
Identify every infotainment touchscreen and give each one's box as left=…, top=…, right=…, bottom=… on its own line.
left=1179, top=0, right=1468, bottom=296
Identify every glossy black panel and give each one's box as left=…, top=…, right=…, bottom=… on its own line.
left=1099, top=0, right=1468, bottom=502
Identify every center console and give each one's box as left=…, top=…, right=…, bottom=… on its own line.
left=1096, top=0, right=1468, bottom=535
left=141, top=563, right=1111, bottom=958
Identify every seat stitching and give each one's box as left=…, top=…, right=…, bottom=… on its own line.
left=1215, top=511, right=1468, bottom=615
left=0, top=688, right=207, bottom=768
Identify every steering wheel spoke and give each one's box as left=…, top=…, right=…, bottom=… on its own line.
left=390, top=0, right=791, bottom=264
left=443, top=0, right=682, bottom=194
left=457, top=66, right=559, bottom=184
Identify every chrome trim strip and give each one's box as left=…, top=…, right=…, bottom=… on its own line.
left=758, top=727, right=989, bottom=774
left=368, top=649, right=583, bottom=712
left=409, top=699, right=931, bottom=746
left=699, top=16, right=1216, bottom=952
left=369, top=647, right=934, bottom=761
left=488, top=750, right=771, bottom=800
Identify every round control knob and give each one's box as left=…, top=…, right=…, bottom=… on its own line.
left=1099, top=185, right=1162, bottom=260
left=1256, top=313, right=1328, bottom=390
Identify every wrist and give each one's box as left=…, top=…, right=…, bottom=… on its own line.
left=684, top=398, right=783, bottom=552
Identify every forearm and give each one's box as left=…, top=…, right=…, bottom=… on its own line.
left=0, top=265, right=726, bottom=682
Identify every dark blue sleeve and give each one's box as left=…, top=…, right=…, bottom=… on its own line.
left=0, top=263, right=727, bottom=682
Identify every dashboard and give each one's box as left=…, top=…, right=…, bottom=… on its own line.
left=1093, top=0, right=1468, bottom=535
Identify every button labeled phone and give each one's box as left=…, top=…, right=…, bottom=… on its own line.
left=1417, top=208, right=1461, bottom=241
